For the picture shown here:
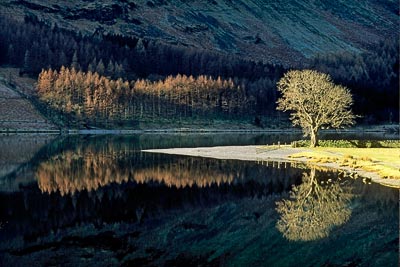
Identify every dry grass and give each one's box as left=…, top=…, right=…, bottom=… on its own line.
left=290, top=148, right=400, bottom=179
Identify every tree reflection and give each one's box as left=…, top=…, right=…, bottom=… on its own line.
left=35, top=146, right=299, bottom=195
left=276, top=168, right=353, bottom=241
left=36, top=151, right=233, bottom=195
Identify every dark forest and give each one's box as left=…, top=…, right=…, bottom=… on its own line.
left=0, top=15, right=398, bottom=127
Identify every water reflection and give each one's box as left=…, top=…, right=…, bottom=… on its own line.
left=276, top=168, right=354, bottom=241
left=36, top=151, right=241, bottom=195
left=0, top=135, right=398, bottom=266
left=2, top=154, right=303, bottom=241
left=35, top=140, right=300, bottom=195
left=0, top=134, right=55, bottom=192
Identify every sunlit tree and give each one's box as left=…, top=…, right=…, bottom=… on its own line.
left=36, top=67, right=252, bottom=126
left=276, top=168, right=353, bottom=241
left=276, top=70, right=355, bottom=147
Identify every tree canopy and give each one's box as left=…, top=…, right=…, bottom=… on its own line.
left=36, top=67, right=253, bottom=127
left=276, top=70, right=355, bottom=147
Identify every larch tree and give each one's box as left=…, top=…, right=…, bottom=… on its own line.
left=276, top=70, right=355, bottom=147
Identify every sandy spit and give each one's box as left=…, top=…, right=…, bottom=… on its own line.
left=143, top=146, right=400, bottom=188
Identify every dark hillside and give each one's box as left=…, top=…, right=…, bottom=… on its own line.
left=0, top=0, right=397, bottom=65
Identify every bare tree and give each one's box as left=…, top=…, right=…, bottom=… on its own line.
left=277, top=70, right=355, bottom=147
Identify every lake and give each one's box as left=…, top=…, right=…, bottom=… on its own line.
left=0, top=133, right=398, bottom=267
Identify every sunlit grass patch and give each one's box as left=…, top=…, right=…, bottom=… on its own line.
left=313, top=156, right=341, bottom=163
left=289, top=147, right=400, bottom=180
left=343, top=154, right=353, bottom=160
left=360, top=156, right=373, bottom=161
left=291, top=140, right=400, bottom=148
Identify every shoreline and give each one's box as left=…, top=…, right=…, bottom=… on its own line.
left=142, top=145, right=400, bottom=189
left=0, top=125, right=398, bottom=135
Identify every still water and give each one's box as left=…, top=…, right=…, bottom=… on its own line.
left=0, top=133, right=398, bottom=266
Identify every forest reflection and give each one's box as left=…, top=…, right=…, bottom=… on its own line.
left=2, top=137, right=398, bottom=244
left=0, top=140, right=303, bottom=240
left=35, top=144, right=298, bottom=195
left=276, top=168, right=354, bottom=241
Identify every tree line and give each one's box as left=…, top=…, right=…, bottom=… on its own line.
left=0, top=15, right=283, bottom=81
left=0, top=14, right=398, bottom=124
left=0, top=15, right=282, bottom=120
left=37, top=67, right=253, bottom=127
left=311, top=39, right=399, bottom=123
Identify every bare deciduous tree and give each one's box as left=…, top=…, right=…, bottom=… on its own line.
left=277, top=70, right=355, bottom=147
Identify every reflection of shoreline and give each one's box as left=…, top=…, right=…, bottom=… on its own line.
left=143, top=146, right=400, bottom=188
left=0, top=135, right=56, bottom=191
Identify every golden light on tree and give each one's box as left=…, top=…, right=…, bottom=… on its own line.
left=36, top=67, right=252, bottom=127
left=276, top=70, right=355, bottom=147
left=276, top=168, right=353, bottom=241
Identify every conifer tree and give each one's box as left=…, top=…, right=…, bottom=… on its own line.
left=96, top=59, right=105, bottom=75
left=71, top=50, right=80, bottom=70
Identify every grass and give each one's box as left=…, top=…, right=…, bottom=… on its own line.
left=292, top=139, right=400, bottom=148
left=289, top=147, right=400, bottom=180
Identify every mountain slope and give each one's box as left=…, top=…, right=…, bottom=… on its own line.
left=0, top=0, right=398, bottom=65
left=0, top=71, right=57, bottom=131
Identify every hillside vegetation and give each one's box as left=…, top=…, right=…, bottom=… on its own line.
left=37, top=67, right=252, bottom=127
left=0, top=0, right=397, bottom=65
left=0, top=0, right=398, bottom=128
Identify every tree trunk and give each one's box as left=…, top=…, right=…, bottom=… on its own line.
left=310, top=128, right=318, bottom=147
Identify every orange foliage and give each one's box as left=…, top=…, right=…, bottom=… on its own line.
left=36, top=67, right=253, bottom=124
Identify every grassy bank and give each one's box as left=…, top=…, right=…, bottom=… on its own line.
left=288, top=147, right=400, bottom=180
